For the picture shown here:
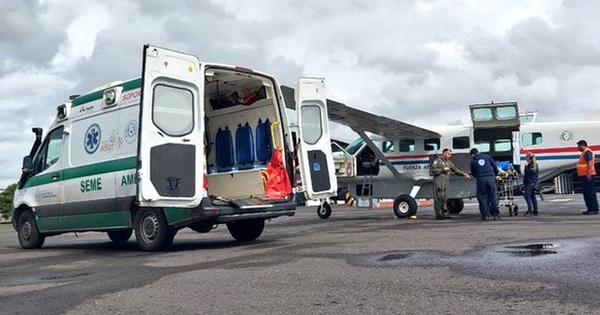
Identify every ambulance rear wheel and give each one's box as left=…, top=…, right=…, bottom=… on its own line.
left=447, top=199, right=464, bottom=214
left=134, top=208, right=171, bottom=251
left=107, top=229, right=133, bottom=242
left=227, top=219, right=265, bottom=242
left=17, top=210, right=45, bottom=249
left=317, top=203, right=332, bottom=219
left=393, top=194, right=418, bottom=218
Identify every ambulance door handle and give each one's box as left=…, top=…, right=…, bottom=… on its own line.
left=51, top=173, right=60, bottom=181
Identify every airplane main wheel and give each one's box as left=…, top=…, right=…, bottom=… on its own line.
left=317, top=203, right=332, bottom=219
left=107, top=229, right=133, bottom=242
left=393, top=194, right=418, bottom=218
left=447, top=199, right=464, bottom=214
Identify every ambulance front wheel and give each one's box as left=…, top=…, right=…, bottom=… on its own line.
left=447, top=199, right=465, bottom=214
left=317, top=203, right=332, bottom=219
left=393, top=194, right=418, bottom=218
left=17, top=210, right=45, bottom=249
left=134, top=208, right=172, bottom=251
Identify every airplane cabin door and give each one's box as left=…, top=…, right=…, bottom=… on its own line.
left=137, top=45, right=204, bottom=208
left=295, top=77, right=337, bottom=200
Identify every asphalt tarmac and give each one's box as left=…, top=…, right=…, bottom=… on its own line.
left=1, top=194, right=600, bottom=314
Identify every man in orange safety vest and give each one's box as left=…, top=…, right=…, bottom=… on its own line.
left=577, top=140, right=599, bottom=215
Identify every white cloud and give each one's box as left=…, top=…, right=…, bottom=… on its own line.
left=3, top=0, right=600, bottom=187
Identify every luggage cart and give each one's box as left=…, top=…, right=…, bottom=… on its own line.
left=496, top=162, right=519, bottom=216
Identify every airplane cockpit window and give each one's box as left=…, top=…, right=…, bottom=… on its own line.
left=494, top=139, right=511, bottom=152
left=522, top=132, right=543, bottom=147
left=399, top=139, right=415, bottom=152
left=345, top=138, right=364, bottom=154
left=452, top=136, right=470, bottom=149
left=424, top=138, right=440, bottom=151
left=345, top=138, right=381, bottom=155
left=382, top=140, right=395, bottom=153
left=474, top=141, right=490, bottom=153
left=472, top=108, right=493, bottom=121
left=496, top=106, right=518, bottom=120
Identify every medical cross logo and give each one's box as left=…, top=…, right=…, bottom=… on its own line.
left=85, top=123, right=101, bottom=154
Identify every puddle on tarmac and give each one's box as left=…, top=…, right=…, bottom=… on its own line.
left=378, top=253, right=412, bottom=261
left=501, top=243, right=559, bottom=257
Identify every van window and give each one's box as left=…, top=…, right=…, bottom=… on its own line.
left=399, top=139, right=415, bottom=152
left=452, top=136, right=470, bottom=149
left=300, top=104, right=323, bottom=145
left=383, top=140, right=395, bottom=153
left=522, top=132, right=543, bottom=147
left=424, top=138, right=440, bottom=151
left=494, top=139, right=511, bottom=152
left=34, top=126, right=64, bottom=174
left=153, top=84, right=194, bottom=136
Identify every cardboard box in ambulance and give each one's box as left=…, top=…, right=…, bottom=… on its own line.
left=12, top=45, right=336, bottom=251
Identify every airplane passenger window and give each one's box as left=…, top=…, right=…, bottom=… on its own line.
left=496, top=106, right=518, bottom=120
left=475, top=141, right=490, bottom=153
left=399, top=139, right=415, bottom=152
left=452, top=136, right=470, bottom=149
left=424, top=138, right=440, bottom=151
left=522, top=132, right=543, bottom=147
left=383, top=140, right=395, bottom=153
left=494, top=139, right=511, bottom=152
left=472, top=108, right=493, bottom=121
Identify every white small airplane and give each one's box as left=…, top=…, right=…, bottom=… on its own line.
left=281, top=86, right=599, bottom=219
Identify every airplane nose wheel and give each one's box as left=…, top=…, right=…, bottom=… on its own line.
left=393, top=194, right=418, bottom=218
left=317, top=202, right=332, bottom=219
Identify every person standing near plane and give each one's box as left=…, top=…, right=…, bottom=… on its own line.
left=577, top=140, right=599, bottom=215
left=431, top=148, right=471, bottom=220
left=523, top=153, right=539, bottom=216
left=470, top=148, right=500, bottom=220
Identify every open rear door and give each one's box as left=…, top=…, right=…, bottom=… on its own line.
left=137, top=45, right=204, bottom=207
left=295, top=77, right=337, bottom=200
left=469, top=102, right=520, bottom=163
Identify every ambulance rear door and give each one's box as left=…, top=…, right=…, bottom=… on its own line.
left=295, top=77, right=337, bottom=200
left=137, top=45, right=204, bottom=207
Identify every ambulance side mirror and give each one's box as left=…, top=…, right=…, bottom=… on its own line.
left=21, top=156, right=33, bottom=174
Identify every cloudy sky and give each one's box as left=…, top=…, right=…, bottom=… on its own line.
left=2, top=0, right=600, bottom=187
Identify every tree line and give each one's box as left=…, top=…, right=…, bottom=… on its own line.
left=0, top=184, right=16, bottom=220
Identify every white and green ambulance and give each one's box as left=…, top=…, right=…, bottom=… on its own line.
left=12, top=45, right=336, bottom=251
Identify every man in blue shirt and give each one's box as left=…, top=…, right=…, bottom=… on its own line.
left=470, top=148, right=500, bottom=220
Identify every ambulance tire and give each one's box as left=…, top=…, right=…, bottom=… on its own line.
left=393, top=194, right=418, bottom=218
left=317, top=203, right=332, bottom=219
left=134, top=208, right=171, bottom=251
left=107, top=229, right=133, bottom=243
left=447, top=199, right=465, bottom=214
left=17, top=210, right=45, bottom=249
left=227, top=219, right=265, bottom=242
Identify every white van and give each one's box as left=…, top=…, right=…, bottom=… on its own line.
left=12, top=45, right=336, bottom=251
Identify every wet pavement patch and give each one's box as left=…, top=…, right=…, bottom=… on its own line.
left=501, top=243, right=559, bottom=257
left=378, top=253, right=412, bottom=261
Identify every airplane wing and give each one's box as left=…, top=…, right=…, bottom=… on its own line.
left=281, top=86, right=441, bottom=139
